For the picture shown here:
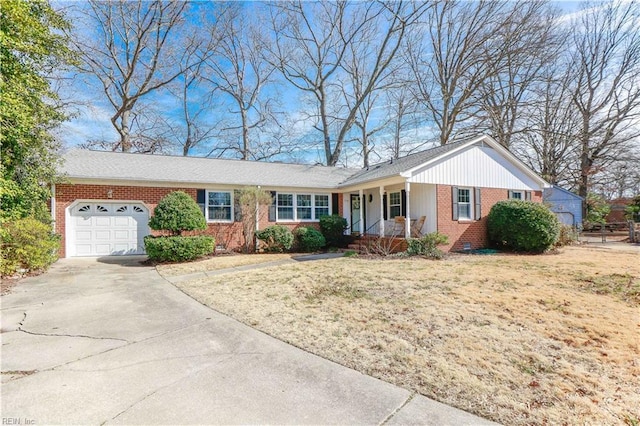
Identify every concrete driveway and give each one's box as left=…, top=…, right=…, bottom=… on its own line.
left=1, top=257, right=495, bottom=425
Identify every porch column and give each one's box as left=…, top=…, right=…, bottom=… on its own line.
left=379, top=186, right=385, bottom=237
left=358, top=189, right=364, bottom=235
left=405, top=181, right=411, bottom=239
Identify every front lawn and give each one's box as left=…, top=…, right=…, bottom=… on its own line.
left=156, top=253, right=295, bottom=277
left=173, top=246, right=639, bottom=425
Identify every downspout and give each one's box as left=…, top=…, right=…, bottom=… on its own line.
left=51, top=183, right=56, bottom=231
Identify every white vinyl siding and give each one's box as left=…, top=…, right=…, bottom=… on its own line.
left=276, top=192, right=330, bottom=221
left=408, top=144, right=541, bottom=190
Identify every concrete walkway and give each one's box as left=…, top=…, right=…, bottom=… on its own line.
left=1, top=256, right=496, bottom=425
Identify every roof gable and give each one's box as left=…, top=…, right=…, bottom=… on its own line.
left=339, top=135, right=548, bottom=189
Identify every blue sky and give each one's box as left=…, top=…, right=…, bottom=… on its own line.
left=55, top=0, right=590, bottom=165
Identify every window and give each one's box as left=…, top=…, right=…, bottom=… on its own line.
left=96, top=205, right=109, bottom=213
left=509, top=190, right=523, bottom=200
left=296, top=194, right=312, bottom=219
left=453, top=187, right=481, bottom=221
left=133, top=206, right=145, bottom=213
left=315, top=195, right=329, bottom=218
left=389, top=192, right=401, bottom=218
left=78, top=205, right=90, bottom=212
left=208, top=191, right=232, bottom=221
left=276, top=192, right=330, bottom=221
left=457, top=188, right=472, bottom=220
left=116, top=205, right=128, bottom=213
left=277, top=193, right=294, bottom=220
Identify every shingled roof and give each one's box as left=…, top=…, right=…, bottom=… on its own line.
left=60, top=149, right=358, bottom=189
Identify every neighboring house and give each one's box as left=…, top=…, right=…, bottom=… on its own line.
left=543, top=185, right=584, bottom=228
left=54, top=135, right=550, bottom=257
left=606, top=198, right=632, bottom=223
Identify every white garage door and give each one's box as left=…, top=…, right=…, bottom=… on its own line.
left=68, top=202, right=149, bottom=256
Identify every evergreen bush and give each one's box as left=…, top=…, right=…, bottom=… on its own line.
left=144, top=235, right=215, bottom=262
left=255, top=225, right=294, bottom=252
left=406, top=232, right=449, bottom=259
left=295, top=226, right=326, bottom=252
left=319, top=214, right=348, bottom=248
left=1, top=218, right=60, bottom=276
left=487, top=200, right=559, bottom=253
left=149, top=191, right=206, bottom=235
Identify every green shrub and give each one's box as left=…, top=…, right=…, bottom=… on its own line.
left=585, top=193, right=610, bottom=224
left=1, top=217, right=60, bottom=276
left=144, top=235, right=214, bottom=262
left=406, top=232, right=449, bottom=259
left=624, top=195, right=640, bottom=222
left=487, top=200, right=559, bottom=253
left=319, top=214, right=348, bottom=248
left=255, top=225, right=294, bottom=252
left=149, top=191, right=206, bottom=235
left=295, top=226, right=326, bottom=252
left=555, top=225, right=578, bottom=247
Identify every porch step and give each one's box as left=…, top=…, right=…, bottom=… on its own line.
left=345, top=236, right=408, bottom=255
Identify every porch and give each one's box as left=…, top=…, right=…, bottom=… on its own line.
left=343, top=182, right=437, bottom=240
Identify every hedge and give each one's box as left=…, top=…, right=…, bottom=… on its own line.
left=487, top=200, right=559, bottom=253
left=319, top=214, right=348, bottom=248
left=144, top=235, right=215, bottom=262
left=295, top=226, right=326, bottom=252
left=1, top=218, right=60, bottom=276
left=256, top=225, right=294, bottom=252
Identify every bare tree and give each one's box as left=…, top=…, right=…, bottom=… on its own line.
left=514, top=67, right=581, bottom=187
left=476, top=1, right=561, bottom=148
left=70, top=0, right=197, bottom=152
left=567, top=1, right=640, bottom=203
left=202, top=4, right=280, bottom=161
left=268, top=1, right=427, bottom=166
left=382, top=78, right=424, bottom=159
left=407, top=0, right=511, bottom=146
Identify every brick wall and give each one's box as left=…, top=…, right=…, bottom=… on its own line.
left=55, top=183, right=341, bottom=257
left=436, top=185, right=542, bottom=252
left=55, top=184, right=198, bottom=257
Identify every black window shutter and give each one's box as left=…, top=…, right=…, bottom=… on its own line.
left=474, top=187, right=482, bottom=220
left=332, top=193, right=339, bottom=215
left=452, top=187, right=459, bottom=220
left=197, top=189, right=206, bottom=217
left=383, top=194, right=388, bottom=220
left=268, top=191, right=277, bottom=222
left=401, top=189, right=407, bottom=217
left=197, top=189, right=206, bottom=204
left=525, top=191, right=532, bottom=201
left=233, top=190, right=242, bottom=222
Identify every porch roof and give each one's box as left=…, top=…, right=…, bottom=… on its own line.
left=339, top=139, right=469, bottom=187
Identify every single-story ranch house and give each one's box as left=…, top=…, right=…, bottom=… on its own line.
left=54, top=135, right=550, bottom=257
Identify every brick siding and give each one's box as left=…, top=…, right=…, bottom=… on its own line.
left=55, top=183, right=344, bottom=257
left=55, top=182, right=541, bottom=257
left=436, top=185, right=543, bottom=252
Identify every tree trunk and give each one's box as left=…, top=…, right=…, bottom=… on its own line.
left=241, top=107, right=249, bottom=160
left=120, top=109, right=131, bottom=152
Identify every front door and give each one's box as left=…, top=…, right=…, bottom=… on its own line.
left=350, top=194, right=363, bottom=235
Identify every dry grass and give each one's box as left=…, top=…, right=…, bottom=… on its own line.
left=156, top=253, right=294, bottom=276
left=174, top=246, right=640, bottom=425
